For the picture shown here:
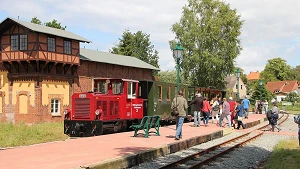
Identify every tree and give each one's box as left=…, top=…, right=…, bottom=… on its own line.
left=250, top=80, right=274, bottom=104
left=31, top=17, right=41, bottom=25
left=31, top=17, right=67, bottom=30
left=45, top=19, right=67, bottom=30
left=170, top=0, right=243, bottom=89
left=260, top=58, right=293, bottom=82
left=290, top=65, right=300, bottom=82
left=285, top=92, right=299, bottom=102
left=110, top=29, right=160, bottom=69
left=157, top=70, right=190, bottom=85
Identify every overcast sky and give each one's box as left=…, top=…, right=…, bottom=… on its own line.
left=1, top=0, right=300, bottom=75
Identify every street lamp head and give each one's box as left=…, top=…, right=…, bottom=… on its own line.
left=236, top=68, right=241, bottom=78
left=259, top=79, right=263, bottom=86
left=173, top=42, right=184, bottom=61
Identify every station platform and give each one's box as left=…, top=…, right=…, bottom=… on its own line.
left=0, top=114, right=267, bottom=169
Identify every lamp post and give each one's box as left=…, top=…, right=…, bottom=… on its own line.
left=259, top=79, right=263, bottom=101
left=173, top=42, right=184, bottom=93
left=236, top=68, right=241, bottom=100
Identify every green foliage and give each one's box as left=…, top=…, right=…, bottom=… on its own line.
left=157, top=70, right=190, bottom=85
left=285, top=92, right=299, bottom=102
left=45, top=19, right=67, bottom=30
left=260, top=58, right=294, bottom=82
left=170, top=0, right=243, bottom=90
left=290, top=65, right=300, bottom=82
left=31, top=17, right=66, bottom=30
left=0, top=122, right=68, bottom=148
left=249, top=80, right=274, bottom=104
left=264, top=138, right=300, bottom=169
left=110, top=29, right=160, bottom=69
left=31, top=17, right=41, bottom=25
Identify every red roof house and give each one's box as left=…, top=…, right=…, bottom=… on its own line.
left=266, top=80, right=299, bottom=101
left=246, top=71, right=260, bottom=81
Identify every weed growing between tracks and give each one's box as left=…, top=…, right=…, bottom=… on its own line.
left=0, top=122, right=68, bottom=148
left=264, top=138, right=300, bottom=169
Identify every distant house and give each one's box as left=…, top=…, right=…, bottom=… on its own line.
left=225, top=76, right=247, bottom=100
left=266, top=80, right=299, bottom=102
left=246, top=71, right=260, bottom=82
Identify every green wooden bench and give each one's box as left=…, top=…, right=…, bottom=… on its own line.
left=129, top=115, right=160, bottom=138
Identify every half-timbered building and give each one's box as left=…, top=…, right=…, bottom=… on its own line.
left=0, top=17, right=158, bottom=124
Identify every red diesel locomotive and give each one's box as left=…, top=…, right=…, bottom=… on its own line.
left=64, top=78, right=144, bottom=137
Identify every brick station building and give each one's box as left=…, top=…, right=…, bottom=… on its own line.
left=0, top=17, right=159, bottom=124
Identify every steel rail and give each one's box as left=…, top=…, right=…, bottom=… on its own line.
left=160, top=113, right=289, bottom=169
left=188, top=131, right=264, bottom=169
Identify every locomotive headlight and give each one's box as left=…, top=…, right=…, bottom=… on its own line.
left=95, top=109, right=100, bottom=115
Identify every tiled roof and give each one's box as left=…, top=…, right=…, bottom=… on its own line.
left=246, top=71, right=260, bottom=81
left=0, top=17, right=91, bottom=43
left=80, top=48, right=160, bottom=70
left=266, top=80, right=299, bottom=93
left=224, top=76, right=237, bottom=89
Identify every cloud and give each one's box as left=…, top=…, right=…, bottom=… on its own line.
left=1, top=0, right=300, bottom=75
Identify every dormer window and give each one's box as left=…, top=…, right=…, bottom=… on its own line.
left=48, top=37, right=56, bottom=52
left=64, top=40, right=71, bottom=54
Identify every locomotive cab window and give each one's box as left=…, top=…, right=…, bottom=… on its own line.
left=97, top=81, right=108, bottom=93
left=127, top=82, right=136, bottom=99
left=112, top=81, right=123, bottom=94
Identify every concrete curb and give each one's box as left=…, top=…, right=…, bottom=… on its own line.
left=77, top=117, right=268, bottom=169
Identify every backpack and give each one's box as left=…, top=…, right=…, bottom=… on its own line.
left=266, top=110, right=272, bottom=119
left=213, top=102, right=219, bottom=111
left=294, top=114, right=300, bottom=123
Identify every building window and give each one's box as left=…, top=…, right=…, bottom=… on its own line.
left=20, top=35, right=27, bottom=50
left=64, top=40, right=71, bottom=54
left=167, top=86, right=171, bottom=100
left=241, top=85, right=243, bottom=89
left=236, top=84, right=238, bottom=89
left=11, top=35, right=18, bottom=51
left=51, top=99, right=60, bottom=114
left=158, top=85, right=162, bottom=100
left=48, top=37, right=55, bottom=52
left=127, top=82, right=136, bottom=99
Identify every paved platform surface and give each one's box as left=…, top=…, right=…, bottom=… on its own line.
left=0, top=114, right=267, bottom=169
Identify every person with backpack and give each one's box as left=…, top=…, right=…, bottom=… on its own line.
left=235, top=100, right=246, bottom=130
left=270, top=101, right=281, bottom=132
left=171, top=91, right=188, bottom=140
left=294, top=114, right=300, bottom=147
left=211, top=97, right=219, bottom=124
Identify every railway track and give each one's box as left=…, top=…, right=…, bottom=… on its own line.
left=159, top=113, right=289, bottom=169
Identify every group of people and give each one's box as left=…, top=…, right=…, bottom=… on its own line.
left=255, top=100, right=269, bottom=114
left=171, top=91, right=249, bottom=140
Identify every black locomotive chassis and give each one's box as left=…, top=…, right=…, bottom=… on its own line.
left=64, top=120, right=103, bottom=137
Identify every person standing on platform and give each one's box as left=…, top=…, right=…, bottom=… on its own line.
left=189, top=93, right=203, bottom=127
left=293, top=114, right=300, bottom=147
left=242, top=96, right=250, bottom=119
left=219, top=98, right=231, bottom=128
left=228, top=97, right=236, bottom=128
left=264, top=100, right=269, bottom=114
left=211, top=97, right=219, bottom=125
left=171, top=91, right=188, bottom=140
left=202, top=97, right=211, bottom=127
left=235, top=100, right=246, bottom=130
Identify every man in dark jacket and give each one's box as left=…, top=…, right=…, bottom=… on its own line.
left=189, top=93, right=203, bottom=127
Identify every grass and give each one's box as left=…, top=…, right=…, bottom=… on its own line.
left=263, top=138, right=300, bottom=169
left=0, top=122, right=69, bottom=148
